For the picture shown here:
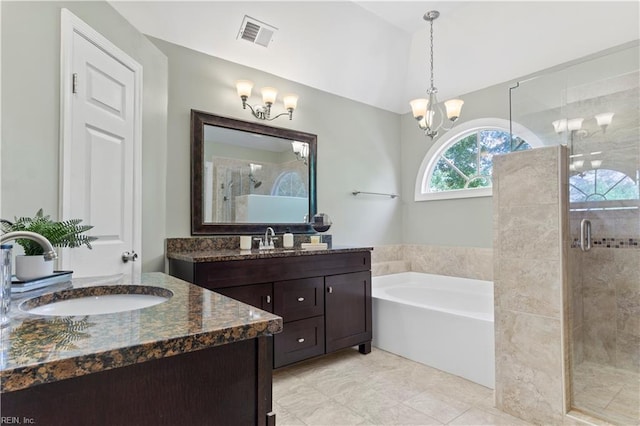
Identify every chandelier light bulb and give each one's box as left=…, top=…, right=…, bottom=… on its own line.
left=410, top=98, right=428, bottom=119
left=444, top=99, right=464, bottom=121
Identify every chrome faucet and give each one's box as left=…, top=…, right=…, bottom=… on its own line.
left=0, top=231, right=57, bottom=260
left=261, top=227, right=277, bottom=250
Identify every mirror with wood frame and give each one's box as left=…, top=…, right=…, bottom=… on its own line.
left=191, top=110, right=317, bottom=234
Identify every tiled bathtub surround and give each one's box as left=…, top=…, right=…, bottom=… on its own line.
left=371, top=244, right=493, bottom=281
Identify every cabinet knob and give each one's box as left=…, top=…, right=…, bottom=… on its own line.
left=297, top=338, right=305, bottom=343
left=297, top=297, right=305, bottom=302
left=266, top=295, right=271, bottom=304
left=327, top=286, right=333, bottom=294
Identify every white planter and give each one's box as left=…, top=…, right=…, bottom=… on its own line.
left=15, top=255, right=55, bottom=281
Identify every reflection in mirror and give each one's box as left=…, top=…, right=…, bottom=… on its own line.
left=191, top=110, right=317, bottom=235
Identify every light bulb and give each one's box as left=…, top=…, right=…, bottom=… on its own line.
left=236, top=80, right=253, bottom=98
left=283, top=94, right=298, bottom=110
left=410, top=98, right=428, bottom=119
left=444, top=99, right=464, bottom=121
left=595, top=112, right=614, bottom=131
left=261, top=87, right=277, bottom=105
left=552, top=119, right=567, bottom=133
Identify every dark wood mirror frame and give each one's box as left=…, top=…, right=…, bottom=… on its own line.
left=191, top=109, right=317, bottom=235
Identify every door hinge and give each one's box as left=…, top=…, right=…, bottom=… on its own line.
left=72, top=73, right=78, bottom=94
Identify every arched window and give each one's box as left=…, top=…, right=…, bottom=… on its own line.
left=570, top=169, right=639, bottom=202
left=415, top=118, right=543, bottom=201
left=271, top=171, right=307, bottom=197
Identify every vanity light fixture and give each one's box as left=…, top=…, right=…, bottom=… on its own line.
left=552, top=112, right=614, bottom=137
left=236, top=80, right=298, bottom=121
left=291, top=141, right=309, bottom=164
left=409, top=11, right=464, bottom=139
left=594, top=112, right=614, bottom=132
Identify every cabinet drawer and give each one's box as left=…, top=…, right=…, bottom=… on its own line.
left=274, top=316, right=325, bottom=368
left=215, top=283, right=273, bottom=313
left=274, top=277, right=324, bottom=322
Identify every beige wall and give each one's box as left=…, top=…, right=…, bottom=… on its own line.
left=1, top=1, right=169, bottom=272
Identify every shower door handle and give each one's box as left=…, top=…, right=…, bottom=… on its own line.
left=580, top=219, right=592, bottom=252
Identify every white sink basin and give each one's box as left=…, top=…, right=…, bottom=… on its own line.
left=20, top=286, right=173, bottom=316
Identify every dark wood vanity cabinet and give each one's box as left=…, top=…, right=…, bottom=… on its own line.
left=168, top=250, right=372, bottom=368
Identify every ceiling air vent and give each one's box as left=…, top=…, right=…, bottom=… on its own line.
left=238, top=15, right=277, bottom=48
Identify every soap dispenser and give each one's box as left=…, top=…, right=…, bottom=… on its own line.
left=283, top=228, right=294, bottom=249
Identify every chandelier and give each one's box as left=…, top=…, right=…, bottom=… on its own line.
left=410, top=11, right=464, bottom=139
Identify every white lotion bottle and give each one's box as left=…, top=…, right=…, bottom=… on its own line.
left=283, top=229, right=294, bottom=249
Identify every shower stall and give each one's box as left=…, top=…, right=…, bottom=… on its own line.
left=509, top=43, right=639, bottom=424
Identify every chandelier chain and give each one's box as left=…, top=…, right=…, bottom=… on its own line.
left=429, top=17, right=435, bottom=92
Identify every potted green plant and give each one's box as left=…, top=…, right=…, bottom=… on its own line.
left=1, top=209, right=96, bottom=281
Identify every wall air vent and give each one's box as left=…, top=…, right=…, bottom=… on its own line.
left=237, top=15, right=277, bottom=48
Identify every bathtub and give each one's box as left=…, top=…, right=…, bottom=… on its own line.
left=372, top=272, right=495, bottom=388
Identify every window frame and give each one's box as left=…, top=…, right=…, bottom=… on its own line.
left=414, top=118, right=544, bottom=201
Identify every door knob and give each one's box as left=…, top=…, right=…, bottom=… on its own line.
left=122, top=251, right=138, bottom=263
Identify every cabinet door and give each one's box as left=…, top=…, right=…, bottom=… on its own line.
left=273, top=277, right=324, bottom=322
left=325, top=271, right=372, bottom=353
left=274, top=316, right=325, bottom=368
left=216, top=283, right=273, bottom=313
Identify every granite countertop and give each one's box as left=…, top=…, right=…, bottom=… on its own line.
left=0, top=272, right=283, bottom=393
left=167, top=246, right=374, bottom=263
left=165, top=236, right=372, bottom=263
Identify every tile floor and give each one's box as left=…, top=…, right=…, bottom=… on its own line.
left=272, top=347, right=533, bottom=425
left=572, top=361, right=640, bottom=426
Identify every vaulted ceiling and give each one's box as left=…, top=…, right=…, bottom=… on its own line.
left=110, top=1, right=639, bottom=114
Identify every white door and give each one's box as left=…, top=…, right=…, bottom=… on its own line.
left=59, top=9, right=142, bottom=277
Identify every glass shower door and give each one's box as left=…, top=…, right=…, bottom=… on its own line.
left=564, top=69, right=639, bottom=425
left=509, top=44, right=639, bottom=424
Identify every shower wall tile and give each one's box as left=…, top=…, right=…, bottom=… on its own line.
left=496, top=257, right=562, bottom=317
left=615, top=249, right=640, bottom=337
left=497, top=204, right=560, bottom=260
left=582, top=282, right=617, bottom=364
left=580, top=248, right=640, bottom=368
left=572, top=325, right=585, bottom=366
left=616, top=332, right=640, bottom=370
left=493, top=146, right=569, bottom=424
left=497, top=147, right=559, bottom=207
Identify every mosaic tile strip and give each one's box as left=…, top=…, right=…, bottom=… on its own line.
left=571, top=237, right=639, bottom=249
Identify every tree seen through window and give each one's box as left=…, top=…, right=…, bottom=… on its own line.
left=429, top=130, right=531, bottom=192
